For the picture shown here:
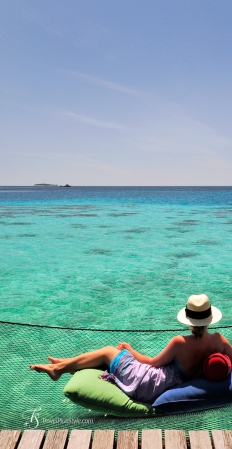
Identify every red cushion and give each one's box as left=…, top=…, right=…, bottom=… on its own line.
left=203, top=353, right=231, bottom=382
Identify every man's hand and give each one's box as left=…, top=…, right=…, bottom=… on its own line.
left=117, top=342, right=133, bottom=352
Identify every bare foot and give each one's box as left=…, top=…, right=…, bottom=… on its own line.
left=30, top=363, right=62, bottom=381
left=48, top=357, right=75, bottom=376
left=48, top=356, right=62, bottom=364
left=48, top=356, right=73, bottom=364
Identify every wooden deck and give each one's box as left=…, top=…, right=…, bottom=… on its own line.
left=1, top=429, right=232, bottom=449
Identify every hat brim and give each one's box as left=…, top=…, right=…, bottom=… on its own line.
left=177, top=305, right=222, bottom=326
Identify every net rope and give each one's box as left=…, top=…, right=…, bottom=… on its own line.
left=1, top=321, right=232, bottom=436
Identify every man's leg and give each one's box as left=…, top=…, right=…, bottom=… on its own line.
left=30, top=345, right=120, bottom=381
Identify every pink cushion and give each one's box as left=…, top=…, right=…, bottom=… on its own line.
left=203, top=353, right=231, bottom=382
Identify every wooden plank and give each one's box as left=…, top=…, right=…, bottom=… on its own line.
left=212, top=430, right=232, bottom=449
left=117, top=430, right=138, bottom=449
left=165, top=430, right=187, bottom=449
left=17, top=430, right=45, bottom=449
left=92, top=430, right=115, bottom=449
left=141, top=430, right=162, bottom=449
left=189, top=431, right=212, bottom=449
left=42, top=429, right=68, bottom=449
left=67, top=430, right=92, bottom=449
left=0, top=430, right=21, bottom=449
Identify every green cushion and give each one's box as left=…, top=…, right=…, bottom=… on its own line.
left=63, top=369, right=155, bottom=417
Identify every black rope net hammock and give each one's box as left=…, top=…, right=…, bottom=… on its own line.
left=1, top=321, right=232, bottom=436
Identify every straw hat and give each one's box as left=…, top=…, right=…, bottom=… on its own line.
left=177, top=294, right=222, bottom=326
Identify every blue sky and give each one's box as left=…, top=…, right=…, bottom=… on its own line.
left=1, top=1, right=232, bottom=185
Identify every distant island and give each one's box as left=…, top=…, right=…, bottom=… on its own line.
left=34, top=184, right=71, bottom=187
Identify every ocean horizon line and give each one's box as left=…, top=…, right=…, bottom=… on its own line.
left=1, top=185, right=232, bottom=189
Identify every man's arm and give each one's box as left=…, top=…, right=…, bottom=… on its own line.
left=117, top=337, right=182, bottom=367
left=220, top=333, right=232, bottom=362
left=117, top=342, right=154, bottom=364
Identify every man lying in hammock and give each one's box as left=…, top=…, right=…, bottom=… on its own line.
left=30, top=294, right=232, bottom=403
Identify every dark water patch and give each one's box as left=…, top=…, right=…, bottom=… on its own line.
left=0, top=233, right=37, bottom=238
left=34, top=213, right=56, bottom=217
left=75, top=213, right=98, bottom=217
left=18, top=234, right=37, bottom=237
left=28, top=209, right=52, bottom=214
left=0, top=213, right=17, bottom=218
left=52, top=205, right=100, bottom=212
left=5, top=222, right=32, bottom=226
left=68, top=206, right=88, bottom=209
left=55, top=214, right=75, bottom=218
left=56, top=233, right=74, bottom=238
left=34, top=208, right=69, bottom=213
left=165, top=226, right=193, bottom=233
left=33, top=204, right=92, bottom=210
left=108, top=212, right=139, bottom=216
left=176, top=229, right=193, bottom=233
left=173, top=252, right=198, bottom=258
left=183, top=219, right=200, bottom=224
left=57, top=207, right=101, bottom=215
left=174, top=220, right=200, bottom=226
left=197, top=239, right=218, bottom=245
left=55, top=213, right=98, bottom=218
left=71, top=224, right=87, bottom=228
left=124, top=227, right=150, bottom=233
left=0, top=221, right=7, bottom=224
left=8, top=209, right=34, bottom=214
left=98, top=225, right=113, bottom=228
left=187, top=211, right=210, bottom=217
left=34, top=212, right=94, bottom=217
left=225, top=220, right=232, bottom=224
left=178, top=212, right=200, bottom=217
left=87, top=249, right=112, bottom=255
left=77, top=206, right=101, bottom=211
left=214, top=207, right=232, bottom=213
left=167, top=261, right=179, bottom=268
left=213, top=213, right=230, bottom=218
left=27, top=206, right=100, bottom=215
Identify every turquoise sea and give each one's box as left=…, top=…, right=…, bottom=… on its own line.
left=1, top=186, right=232, bottom=330
left=1, top=186, right=232, bottom=432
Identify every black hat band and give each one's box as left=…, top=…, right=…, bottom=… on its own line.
left=185, top=306, right=212, bottom=320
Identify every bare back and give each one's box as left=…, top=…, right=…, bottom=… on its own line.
left=175, top=332, right=232, bottom=378
left=149, top=331, right=232, bottom=379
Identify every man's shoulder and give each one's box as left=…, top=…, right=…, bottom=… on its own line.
left=210, top=331, right=223, bottom=341
left=172, top=335, right=187, bottom=345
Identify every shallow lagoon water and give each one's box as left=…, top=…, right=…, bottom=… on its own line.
left=1, top=186, right=232, bottom=330
left=1, top=186, right=232, bottom=431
